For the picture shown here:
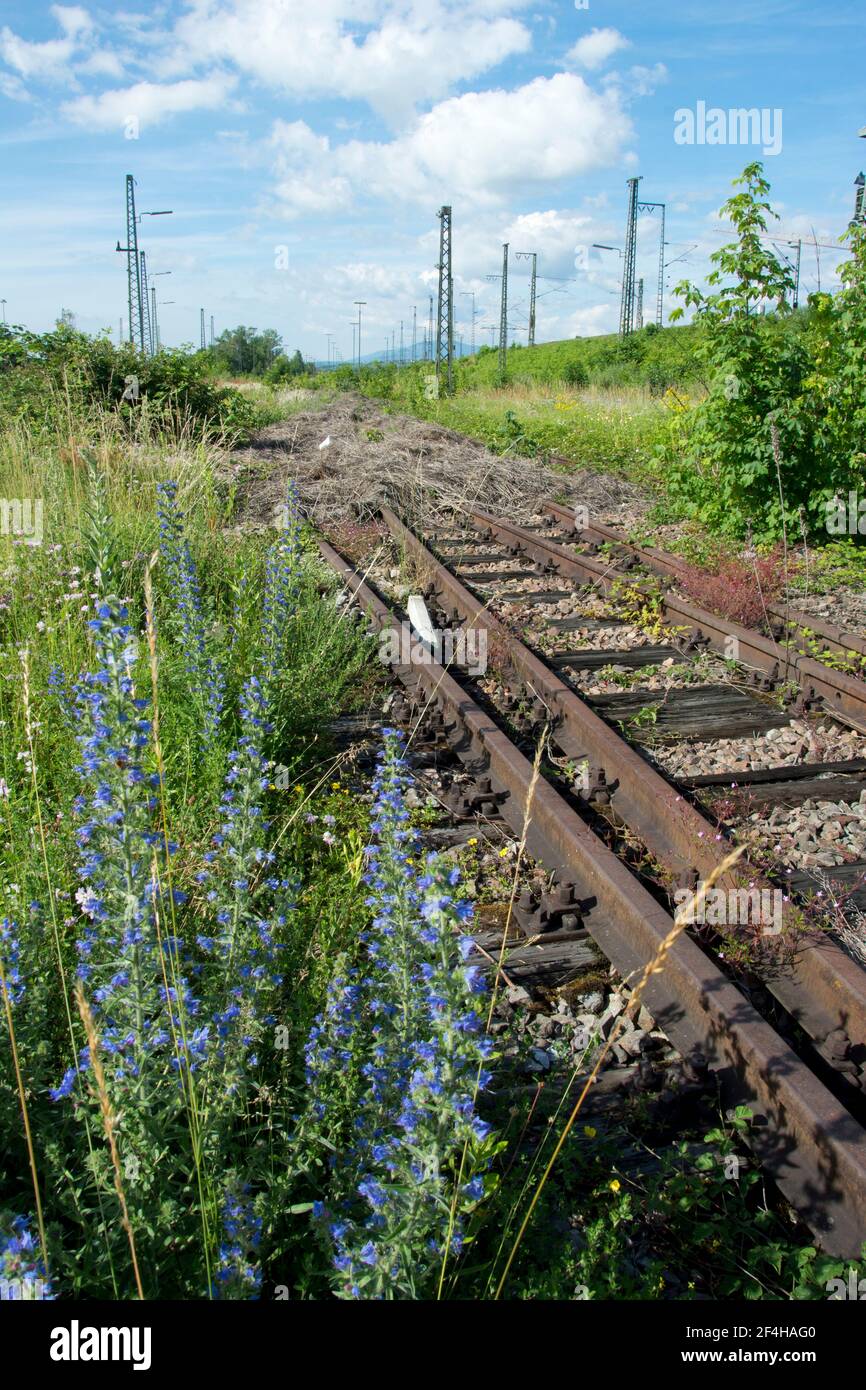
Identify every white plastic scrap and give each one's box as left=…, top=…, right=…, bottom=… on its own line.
left=407, top=594, right=436, bottom=648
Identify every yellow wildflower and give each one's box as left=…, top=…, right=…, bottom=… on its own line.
left=609, top=1179, right=621, bottom=1193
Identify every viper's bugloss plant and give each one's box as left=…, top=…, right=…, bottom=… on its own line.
left=303, top=729, right=497, bottom=1299
left=58, top=598, right=202, bottom=1103
left=45, top=595, right=212, bottom=1295
left=196, top=676, right=292, bottom=1112
left=0, top=918, right=24, bottom=1008
left=0, top=1214, right=54, bottom=1300
left=212, top=1186, right=263, bottom=1300
left=156, top=481, right=224, bottom=745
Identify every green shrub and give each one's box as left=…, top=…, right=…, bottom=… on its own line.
left=562, top=360, right=589, bottom=387
left=263, top=349, right=312, bottom=385
left=662, top=163, right=866, bottom=538
left=0, top=324, right=256, bottom=437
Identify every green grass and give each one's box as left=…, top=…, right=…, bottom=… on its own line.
left=420, top=381, right=669, bottom=481
left=225, top=380, right=329, bottom=427
left=449, top=321, right=704, bottom=393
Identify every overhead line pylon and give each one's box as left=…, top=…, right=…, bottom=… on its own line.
left=436, top=206, right=454, bottom=393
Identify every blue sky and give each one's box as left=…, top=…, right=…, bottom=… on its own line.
left=0, top=0, right=863, bottom=360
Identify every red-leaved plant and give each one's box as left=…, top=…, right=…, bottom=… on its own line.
left=677, top=548, right=788, bottom=628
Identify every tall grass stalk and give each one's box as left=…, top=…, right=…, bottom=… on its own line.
left=0, top=946, right=48, bottom=1272
left=75, top=984, right=146, bottom=1300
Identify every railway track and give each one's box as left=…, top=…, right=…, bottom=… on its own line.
left=540, top=491, right=866, bottom=676
left=317, top=511, right=866, bottom=1259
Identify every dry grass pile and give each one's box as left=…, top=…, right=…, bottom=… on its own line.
left=225, top=393, right=643, bottom=532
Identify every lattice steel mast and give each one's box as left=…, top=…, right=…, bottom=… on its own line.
left=124, top=175, right=144, bottom=350
left=436, top=206, right=454, bottom=393
left=635, top=196, right=666, bottom=328
left=619, top=177, right=641, bottom=337
left=515, top=250, right=537, bottom=345
left=139, top=251, right=152, bottom=355
left=655, top=203, right=666, bottom=326
left=115, top=175, right=172, bottom=354
left=498, top=243, right=508, bottom=378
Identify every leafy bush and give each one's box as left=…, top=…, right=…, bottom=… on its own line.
left=798, top=221, right=866, bottom=490
left=263, top=350, right=313, bottom=385
left=662, top=164, right=866, bottom=538
left=204, top=325, right=282, bottom=377
left=0, top=324, right=256, bottom=437
left=562, top=360, right=589, bottom=388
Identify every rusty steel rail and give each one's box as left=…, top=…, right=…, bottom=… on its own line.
left=382, top=505, right=866, bottom=1089
left=318, top=532, right=866, bottom=1256
left=470, top=507, right=866, bottom=735
left=542, top=499, right=866, bottom=676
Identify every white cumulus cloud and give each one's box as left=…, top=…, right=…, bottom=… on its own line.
left=0, top=6, right=117, bottom=87
left=61, top=75, right=239, bottom=131
left=566, top=27, right=630, bottom=71
left=52, top=6, right=94, bottom=39
left=270, top=72, right=633, bottom=215
left=168, top=0, right=533, bottom=123
left=1, top=25, right=79, bottom=80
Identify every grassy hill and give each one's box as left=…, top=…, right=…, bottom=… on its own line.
left=452, top=321, right=704, bottom=394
